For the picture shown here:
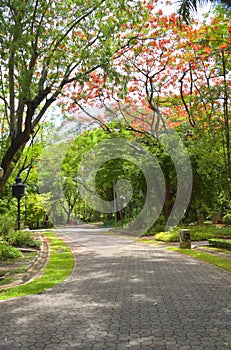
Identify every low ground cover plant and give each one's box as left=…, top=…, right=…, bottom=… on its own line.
left=0, top=231, right=74, bottom=300
left=7, top=230, right=41, bottom=249
left=0, top=243, right=23, bottom=260
left=0, top=214, right=15, bottom=239
left=208, top=238, right=231, bottom=250
left=153, top=225, right=231, bottom=242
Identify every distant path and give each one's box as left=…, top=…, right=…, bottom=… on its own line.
left=0, top=226, right=230, bottom=349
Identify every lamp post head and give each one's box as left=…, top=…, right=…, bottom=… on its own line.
left=12, top=176, right=26, bottom=199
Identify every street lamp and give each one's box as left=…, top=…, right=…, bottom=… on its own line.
left=12, top=176, right=26, bottom=230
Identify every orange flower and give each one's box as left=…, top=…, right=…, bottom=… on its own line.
left=147, top=4, right=154, bottom=10
left=203, top=46, right=212, bottom=54
left=219, top=43, right=228, bottom=50
left=228, top=22, right=231, bottom=34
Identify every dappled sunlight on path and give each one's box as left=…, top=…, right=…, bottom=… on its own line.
left=0, top=226, right=230, bottom=349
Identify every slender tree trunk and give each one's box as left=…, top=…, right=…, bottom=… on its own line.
left=221, top=50, right=231, bottom=199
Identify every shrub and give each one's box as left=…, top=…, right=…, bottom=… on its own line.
left=222, top=213, right=231, bottom=225
left=8, top=231, right=41, bottom=249
left=188, top=226, right=217, bottom=241
left=154, top=225, right=231, bottom=242
left=208, top=238, right=231, bottom=251
left=154, top=229, right=179, bottom=242
left=151, top=215, right=166, bottom=233
left=216, top=226, right=231, bottom=237
left=0, top=243, right=23, bottom=260
left=0, top=214, right=15, bottom=238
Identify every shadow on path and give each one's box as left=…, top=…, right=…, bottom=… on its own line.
left=0, top=226, right=230, bottom=350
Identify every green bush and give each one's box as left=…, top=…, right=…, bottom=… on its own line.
left=189, top=226, right=218, bottom=241
left=222, top=213, right=231, bottom=225
left=8, top=231, right=41, bottom=249
left=154, top=229, right=179, bottom=242
left=215, top=226, right=231, bottom=237
left=0, top=243, right=23, bottom=260
left=0, top=214, right=15, bottom=238
left=208, top=238, right=231, bottom=250
left=149, top=215, right=166, bottom=233
left=154, top=225, right=231, bottom=242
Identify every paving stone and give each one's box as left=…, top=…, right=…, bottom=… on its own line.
left=0, top=227, right=230, bottom=350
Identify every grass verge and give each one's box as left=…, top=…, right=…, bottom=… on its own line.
left=198, top=246, right=231, bottom=256
left=169, top=247, right=231, bottom=272
left=137, top=237, right=166, bottom=246
left=0, top=231, right=74, bottom=301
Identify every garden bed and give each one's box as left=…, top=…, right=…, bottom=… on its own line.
left=0, top=251, right=38, bottom=287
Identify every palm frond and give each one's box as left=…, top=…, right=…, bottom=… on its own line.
left=175, top=0, right=231, bottom=23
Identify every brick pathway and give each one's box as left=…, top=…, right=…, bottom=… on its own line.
left=0, top=227, right=230, bottom=350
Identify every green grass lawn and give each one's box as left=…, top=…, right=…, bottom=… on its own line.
left=0, top=231, right=74, bottom=301
left=140, top=225, right=231, bottom=273
left=169, top=247, right=231, bottom=272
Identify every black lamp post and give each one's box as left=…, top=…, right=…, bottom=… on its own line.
left=12, top=176, right=26, bottom=230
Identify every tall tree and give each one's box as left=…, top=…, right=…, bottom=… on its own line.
left=0, top=0, right=148, bottom=191
left=61, top=9, right=231, bottom=220
left=169, top=11, right=231, bottom=198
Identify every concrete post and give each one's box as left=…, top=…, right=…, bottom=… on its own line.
left=179, top=229, right=191, bottom=249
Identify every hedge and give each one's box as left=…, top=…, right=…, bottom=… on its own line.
left=208, top=238, right=231, bottom=251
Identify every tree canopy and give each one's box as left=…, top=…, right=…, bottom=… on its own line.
left=59, top=7, right=231, bottom=225
left=0, top=1, right=231, bottom=229
left=0, top=0, right=148, bottom=191
left=177, top=0, right=231, bottom=23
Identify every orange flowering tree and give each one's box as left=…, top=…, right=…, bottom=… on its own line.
left=61, top=8, right=231, bottom=218
left=62, top=9, right=231, bottom=132
left=61, top=8, right=184, bottom=137
left=168, top=11, right=231, bottom=201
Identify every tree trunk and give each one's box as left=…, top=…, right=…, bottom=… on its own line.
left=0, top=130, right=31, bottom=191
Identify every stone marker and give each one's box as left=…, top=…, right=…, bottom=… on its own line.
left=179, top=229, right=191, bottom=249
left=212, top=212, right=222, bottom=224
left=198, top=214, right=204, bottom=225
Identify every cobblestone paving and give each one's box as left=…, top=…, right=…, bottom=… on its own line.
left=0, top=227, right=230, bottom=350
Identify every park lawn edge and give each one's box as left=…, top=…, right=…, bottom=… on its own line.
left=169, top=247, right=231, bottom=272
left=0, top=231, right=74, bottom=301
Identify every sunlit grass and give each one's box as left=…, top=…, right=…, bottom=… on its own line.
left=169, top=247, right=231, bottom=272
left=199, top=246, right=231, bottom=256
left=137, top=237, right=165, bottom=246
left=0, top=231, right=74, bottom=300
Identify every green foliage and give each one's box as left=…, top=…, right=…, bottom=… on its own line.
left=0, top=0, right=148, bottom=192
left=0, top=214, right=15, bottom=238
left=208, top=238, right=231, bottom=250
left=213, top=226, right=231, bottom=237
left=154, top=225, right=231, bottom=242
left=0, top=243, right=22, bottom=260
left=8, top=230, right=41, bottom=249
left=148, top=215, right=166, bottom=233
left=60, top=125, right=182, bottom=227
left=222, top=213, right=231, bottom=225
left=185, top=138, right=228, bottom=222
left=154, top=230, right=179, bottom=242
left=60, top=125, right=143, bottom=224
left=0, top=231, right=74, bottom=300
left=25, top=193, right=51, bottom=229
